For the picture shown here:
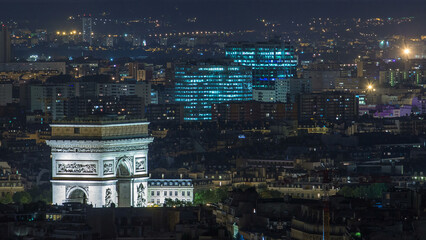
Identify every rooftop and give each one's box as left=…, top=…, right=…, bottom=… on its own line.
left=52, top=115, right=148, bottom=125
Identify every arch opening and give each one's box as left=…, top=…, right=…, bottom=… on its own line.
left=67, top=188, right=87, bottom=204
left=117, top=160, right=132, bottom=177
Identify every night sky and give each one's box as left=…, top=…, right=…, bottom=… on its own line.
left=0, top=0, right=425, bottom=31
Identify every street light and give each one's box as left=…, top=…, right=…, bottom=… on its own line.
left=403, top=48, right=411, bottom=71
left=403, top=48, right=410, bottom=55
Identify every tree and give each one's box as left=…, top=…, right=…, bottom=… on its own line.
left=338, top=186, right=354, bottom=198
left=181, top=233, right=192, bottom=240
left=13, top=191, right=32, bottom=204
left=215, top=187, right=230, bottom=202
left=0, top=193, right=13, bottom=204
left=194, top=186, right=230, bottom=205
left=259, top=189, right=282, bottom=199
left=366, top=183, right=388, bottom=199
left=28, top=185, right=52, bottom=204
left=194, top=190, right=212, bottom=205
left=338, top=183, right=388, bottom=200
left=164, top=198, right=193, bottom=207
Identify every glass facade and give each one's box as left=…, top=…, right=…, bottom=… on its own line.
left=225, top=40, right=298, bottom=90
left=174, top=63, right=252, bottom=121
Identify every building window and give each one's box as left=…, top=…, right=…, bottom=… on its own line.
left=175, top=191, right=178, bottom=196
left=151, top=191, right=154, bottom=196
left=157, top=199, right=160, bottom=204
left=157, top=191, right=160, bottom=196
left=74, top=128, right=80, bottom=134
left=182, top=191, right=185, bottom=196
left=170, top=191, right=173, bottom=196
left=164, top=191, right=167, bottom=196
left=187, top=191, right=190, bottom=196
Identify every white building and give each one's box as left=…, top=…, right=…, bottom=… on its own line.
left=147, top=179, right=194, bottom=206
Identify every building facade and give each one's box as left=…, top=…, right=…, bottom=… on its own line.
left=225, top=40, right=298, bottom=90
left=275, top=78, right=311, bottom=103
left=30, top=83, right=76, bottom=120
left=211, top=101, right=298, bottom=122
left=0, top=82, right=13, bottom=106
left=299, top=92, right=358, bottom=123
left=174, top=62, right=252, bottom=121
left=147, top=179, right=193, bottom=206
left=146, top=103, right=184, bottom=123
left=82, top=17, right=93, bottom=45
left=0, top=25, right=11, bottom=63
left=30, top=80, right=151, bottom=120
left=0, top=62, right=66, bottom=73
left=0, top=162, right=24, bottom=198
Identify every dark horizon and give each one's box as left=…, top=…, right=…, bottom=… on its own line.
left=1, top=0, right=425, bottom=23
left=0, top=0, right=424, bottom=36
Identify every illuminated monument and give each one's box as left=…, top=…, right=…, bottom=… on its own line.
left=47, top=117, right=153, bottom=207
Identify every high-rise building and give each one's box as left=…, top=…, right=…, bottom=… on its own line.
left=82, top=17, right=93, bottom=45
left=146, top=103, right=184, bottom=124
left=174, top=61, right=252, bottom=121
left=0, top=82, right=13, bottom=106
left=225, top=39, right=298, bottom=90
left=165, top=62, right=175, bottom=86
left=212, top=101, right=297, bottom=122
left=105, top=36, right=114, bottom=47
left=30, top=83, right=76, bottom=120
left=379, top=69, right=425, bottom=86
left=0, top=25, right=11, bottom=63
left=303, top=70, right=340, bottom=91
left=65, top=95, right=145, bottom=118
left=128, top=62, right=154, bottom=82
left=275, top=78, right=311, bottom=103
left=298, top=91, right=358, bottom=123
left=355, top=58, right=381, bottom=80
left=30, top=78, right=151, bottom=120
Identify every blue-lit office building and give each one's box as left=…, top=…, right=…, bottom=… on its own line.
left=174, top=62, right=252, bottom=121
left=225, top=40, right=298, bottom=90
